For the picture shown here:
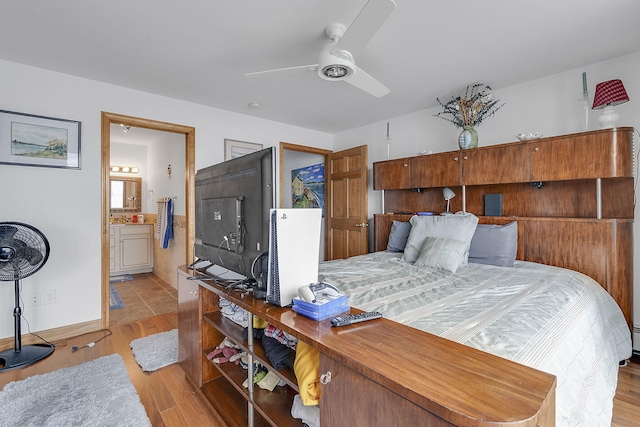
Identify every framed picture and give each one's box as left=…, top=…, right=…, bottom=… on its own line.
left=0, top=109, right=81, bottom=169
left=291, top=163, right=325, bottom=216
left=224, top=139, right=262, bottom=160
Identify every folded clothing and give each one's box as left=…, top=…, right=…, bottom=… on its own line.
left=264, top=324, right=297, bottom=350
left=207, top=337, right=244, bottom=364
left=291, top=394, right=319, bottom=427
left=294, top=341, right=321, bottom=406
left=219, top=297, right=249, bottom=327
left=262, top=335, right=295, bottom=370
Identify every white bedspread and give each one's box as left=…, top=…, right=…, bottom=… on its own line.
left=318, top=251, right=632, bottom=426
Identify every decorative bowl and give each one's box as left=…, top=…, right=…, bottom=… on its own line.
left=515, top=132, right=542, bottom=141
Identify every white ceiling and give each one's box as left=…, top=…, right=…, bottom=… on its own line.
left=2, top=1, right=640, bottom=134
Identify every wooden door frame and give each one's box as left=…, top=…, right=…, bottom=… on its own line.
left=101, top=112, right=195, bottom=329
left=279, top=142, right=332, bottom=259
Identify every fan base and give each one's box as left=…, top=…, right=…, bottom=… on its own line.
left=0, top=343, right=55, bottom=371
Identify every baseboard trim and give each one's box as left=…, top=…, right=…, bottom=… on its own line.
left=0, top=319, right=102, bottom=350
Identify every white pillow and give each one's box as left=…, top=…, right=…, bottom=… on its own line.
left=414, top=237, right=467, bottom=273
left=401, top=213, right=479, bottom=265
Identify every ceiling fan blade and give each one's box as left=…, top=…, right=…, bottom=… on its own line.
left=245, top=64, right=318, bottom=79
left=335, top=0, right=396, bottom=58
left=345, top=65, right=390, bottom=97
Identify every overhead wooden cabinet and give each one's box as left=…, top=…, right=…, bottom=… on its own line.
left=374, top=127, right=634, bottom=189
left=410, top=151, right=462, bottom=188
left=372, top=158, right=410, bottom=190
left=530, top=130, right=633, bottom=180
left=461, top=142, right=531, bottom=184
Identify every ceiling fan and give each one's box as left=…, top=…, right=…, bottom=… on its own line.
left=245, top=0, right=396, bottom=97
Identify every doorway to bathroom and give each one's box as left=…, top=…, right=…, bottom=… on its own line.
left=100, top=112, right=195, bottom=329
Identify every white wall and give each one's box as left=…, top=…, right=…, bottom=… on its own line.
left=334, top=50, right=640, bottom=350
left=0, top=59, right=332, bottom=339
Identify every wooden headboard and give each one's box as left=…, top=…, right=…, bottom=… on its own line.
left=372, top=128, right=634, bottom=330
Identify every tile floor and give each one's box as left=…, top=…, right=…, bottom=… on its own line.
left=109, top=272, right=177, bottom=326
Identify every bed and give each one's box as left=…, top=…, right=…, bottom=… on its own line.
left=317, top=214, right=632, bottom=426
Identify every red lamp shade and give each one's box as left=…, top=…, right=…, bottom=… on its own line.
left=592, top=79, right=629, bottom=109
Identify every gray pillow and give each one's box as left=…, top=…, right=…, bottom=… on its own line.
left=386, top=220, right=411, bottom=252
left=413, top=237, right=467, bottom=273
left=468, top=222, right=517, bottom=267
left=402, top=213, right=479, bottom=265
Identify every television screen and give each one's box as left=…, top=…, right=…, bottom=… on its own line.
left=194, top=147, right=274, bottom=278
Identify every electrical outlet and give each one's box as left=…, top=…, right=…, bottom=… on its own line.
left=44, top=289, right=56, bottom=305
left=28, top=291, right=42, bottom=307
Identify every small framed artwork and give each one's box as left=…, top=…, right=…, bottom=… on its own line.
left=0, top=109, right=81, bottom=169
left=291, top=163, right=325, bottom=216
left=224, top=139, right=262, bottom=160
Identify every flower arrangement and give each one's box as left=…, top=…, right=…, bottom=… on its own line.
left=434, top=83, right=505, bottom=128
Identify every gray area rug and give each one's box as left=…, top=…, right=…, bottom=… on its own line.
left=0, top=354, right=151, bottom=427
left=130, top=328, right=178, bottom=372
left=110, top=284, right=125, bottom=310
left=110, top=274, right=133, bottom=283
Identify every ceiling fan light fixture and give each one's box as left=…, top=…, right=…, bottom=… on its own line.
left=321, top=64, right=353, bottom=80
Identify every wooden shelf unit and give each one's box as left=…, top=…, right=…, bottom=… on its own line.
left=372, top=127, right=635, bottom=329
left=178, top=267, right=299, bottom=427
left=178, top=266, right=556, bottom=427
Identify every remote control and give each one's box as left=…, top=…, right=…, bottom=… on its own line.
left=331, top=311, right=382, bottom=327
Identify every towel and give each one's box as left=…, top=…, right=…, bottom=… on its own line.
left=155, top=200, right=165, bottom=240
left=155, top=198, right=173, bottom=249
left=162, top=198, right=173, bottom=249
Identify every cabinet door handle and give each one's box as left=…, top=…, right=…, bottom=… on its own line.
left=463, top=156, right=468, bottom=160
left=355, top=223, right=369, bottom=227
left=534, top=147, right=540, bottom=152
left=403, top=163, right=408, bottom=167
left=454, top=157, right=459, bottom=161
left=320, top=371, right=332, bottom=385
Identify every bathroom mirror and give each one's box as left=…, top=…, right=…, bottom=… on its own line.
left=110, top=176, right=142, bottom=213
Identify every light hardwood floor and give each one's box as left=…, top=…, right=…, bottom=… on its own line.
left=1, top=272, right=639, bottom=426
left=612, top=355, right=640, bottom=427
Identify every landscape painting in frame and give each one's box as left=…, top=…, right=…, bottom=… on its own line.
left=224, top=139, right=262, bottom=160
left=291, top=163, right=325, bottom=215
left=0, top=110, right=81, bottom=169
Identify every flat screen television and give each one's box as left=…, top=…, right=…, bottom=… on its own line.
left=194, top=147, right=274, bottom=278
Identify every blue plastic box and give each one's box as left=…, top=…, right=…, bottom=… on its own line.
left=292, top=295, right=349, bottom=321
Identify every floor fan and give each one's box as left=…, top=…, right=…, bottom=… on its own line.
left=0, top=221, right=54, bottom=371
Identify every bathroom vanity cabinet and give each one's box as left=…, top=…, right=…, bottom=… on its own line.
left=109, top=224, right=154, bottom=275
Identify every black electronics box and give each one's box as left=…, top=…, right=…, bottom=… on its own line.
left=484, top=194, right=503, bottom=216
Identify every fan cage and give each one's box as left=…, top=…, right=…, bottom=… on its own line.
left=0, top=222, right=50, bottom=281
